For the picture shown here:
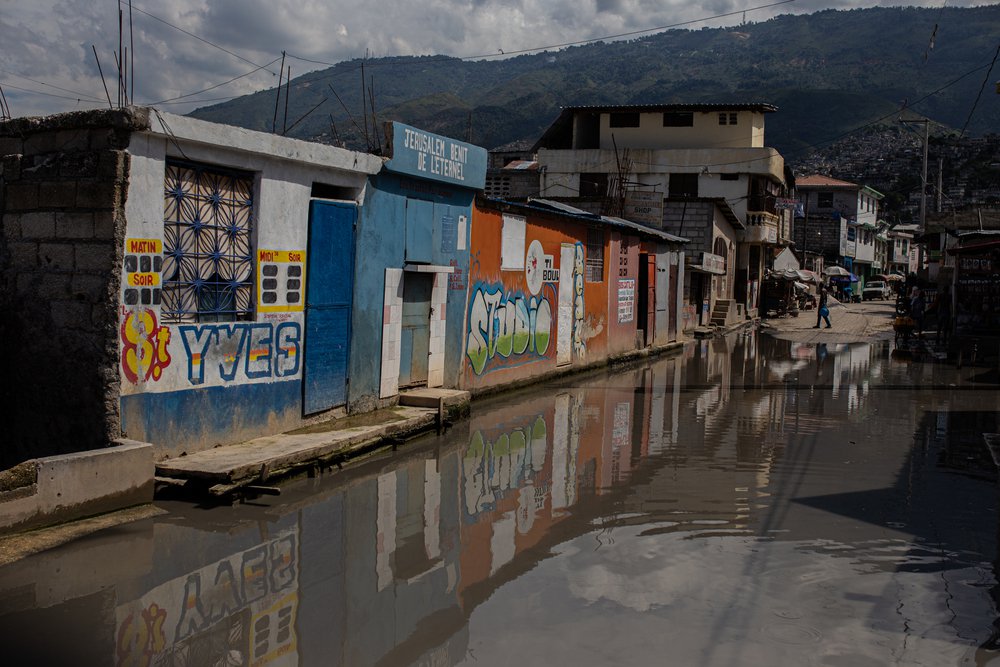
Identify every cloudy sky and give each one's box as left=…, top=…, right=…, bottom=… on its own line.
left=0, top=0, right=985, bottom=118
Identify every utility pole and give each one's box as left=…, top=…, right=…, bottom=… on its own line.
left=900, top=118, right=930, bottom=230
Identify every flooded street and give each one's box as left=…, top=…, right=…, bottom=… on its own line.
left=2, top=330, right=999, bottom=667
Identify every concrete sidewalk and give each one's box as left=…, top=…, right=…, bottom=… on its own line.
left=155, top=389, right=469, bottom=495
left=760, top=299, right=897, bottom=344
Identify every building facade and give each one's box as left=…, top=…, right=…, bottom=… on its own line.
left=532, top=103, right=792, bottom=320
left=463, top=198, right=686, bottom=391
left=349, top=123, right=487, bottom=411
left=793, top=175, right=884, bottom=285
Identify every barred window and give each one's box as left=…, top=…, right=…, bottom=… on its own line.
left=162, top=161, right=255, bottom=323
left=586, top=228, right=604, bottom=283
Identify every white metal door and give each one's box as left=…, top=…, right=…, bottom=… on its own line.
left=557, top=243, right=575, bottom=366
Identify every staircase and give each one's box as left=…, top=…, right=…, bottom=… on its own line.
left=709, top=299, right=732, bottom=328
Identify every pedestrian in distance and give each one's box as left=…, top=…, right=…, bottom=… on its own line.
left=932, top=288, right=952, bottom=343
left=814, top=286, right=832, bottom=328
left=910, top=288, right=926, bottom=336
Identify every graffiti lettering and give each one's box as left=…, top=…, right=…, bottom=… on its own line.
left=180, top=322, right=301, bottom=385
left=467, top=284, right=552, bottom=375
left=173, top=534, right=296, bottom=642
left=464, top=416, right=548, bottom=530
left=121, top=308, right=172, bottom=384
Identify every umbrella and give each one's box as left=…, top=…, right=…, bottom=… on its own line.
left=885, top=274, right=905, bottom=282
left=824, top=266, right=852, bottom=277
left=796, top=269, right=821, bottom=284
left=829, top=273, right=859, bottom=283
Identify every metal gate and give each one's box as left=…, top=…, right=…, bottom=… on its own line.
left=557, top=243, right=576, bottom=365
left=303, top=201, right=355, bottom=414
left=399, top=272, right=433, bottom=387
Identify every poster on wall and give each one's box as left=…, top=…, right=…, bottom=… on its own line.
left=257, top=249, right=306, bottom=313
left=525, top=239, right=557, bottom=295
left=123, top=238, right=163, bottom=307
left=618, top=279, right=635, bottom=323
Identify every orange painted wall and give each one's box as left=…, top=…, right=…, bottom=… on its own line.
left=463, top=203, right=619, bottom=390
left=607, top=232, right=641, bottom=356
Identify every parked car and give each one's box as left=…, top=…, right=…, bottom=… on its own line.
left=862, top=280, right=890, bottom=301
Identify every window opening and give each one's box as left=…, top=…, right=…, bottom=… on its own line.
left=162, top=160, right=255, bottom=323
left=668, top=173, right=699, bottom=198
left=609, top=112, right=640, bottom=128
left=586, top=228, right=604, bottom=282
left=663, top=112, right=694, bottom=127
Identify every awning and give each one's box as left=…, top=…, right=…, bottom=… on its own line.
left=688, top=263, right=727, bottom=275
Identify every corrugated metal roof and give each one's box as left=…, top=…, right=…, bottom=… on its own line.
left=558, top=103, right=778, bottom=113
left=796, top=174, right=858, bottom=188
left=501, top=160, right=539, bottom=171
left=529, top=198, right=689, bottom=243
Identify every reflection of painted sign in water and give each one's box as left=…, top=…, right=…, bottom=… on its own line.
left=257, top=249, right=305, bottom=313
left=115, top=528, right=299, bottom=667
left=618, top=279, right=635, bottom=324
left=467, top=283, right=552, bottom=375
left=121, top=308, right=172, bottom=384
left=463, top=416, right=548, bottom=531
left=180, top=322, right=300, bottom=384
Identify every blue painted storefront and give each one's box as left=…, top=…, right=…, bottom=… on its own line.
left=348, top=123, right=486, bottom=410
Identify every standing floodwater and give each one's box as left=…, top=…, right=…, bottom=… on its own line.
left=1, top=331, right=998, bottom=666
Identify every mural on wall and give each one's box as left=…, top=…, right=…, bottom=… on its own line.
left=572, top=242, right=602, bottom=355
left=466, top=284, right=553, bottom=375
left=463, top=416, right=549, bottom=533
left=180, top=322, right=301, bottom=385
left=115, top=528, right=299, bottom=667
left=120, top=308, right=172, bottom=384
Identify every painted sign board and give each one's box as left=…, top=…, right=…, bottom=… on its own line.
left=384, top=122, right=487, bottom=190
left=775, top=197, right=798, bottom=210
left=701, top=252, right=726, bottom=275
left=623, top=191, right=663, bottom=226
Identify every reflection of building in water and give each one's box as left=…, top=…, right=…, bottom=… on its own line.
left=114, top=524, right=301, bottom=667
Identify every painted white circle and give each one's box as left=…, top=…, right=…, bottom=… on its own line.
left=525, top=239, right=545, bottom=295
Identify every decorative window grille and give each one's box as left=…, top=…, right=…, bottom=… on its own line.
left=586, top=228, right=604, bottom=283
left=162, top=160, right=255, bottom=323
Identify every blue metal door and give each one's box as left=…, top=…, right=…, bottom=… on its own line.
left=399, top=273, right=432, bottom=387
left=303, top=201, right=355, bottom=414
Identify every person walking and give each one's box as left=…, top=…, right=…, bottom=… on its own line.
left=910, top=288, right=926, bottom=336
left=814, top=286, right=832, bottom=328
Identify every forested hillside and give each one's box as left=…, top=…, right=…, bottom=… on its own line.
left=188, top=6, right=1000, bottom=156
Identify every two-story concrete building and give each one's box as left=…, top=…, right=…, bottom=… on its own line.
left=532, top=103, right=791, bottom=320
left=793, top=175, right=884, bottom=285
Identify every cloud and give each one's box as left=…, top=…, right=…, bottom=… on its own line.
left=0, top=0, right=987, bottom=118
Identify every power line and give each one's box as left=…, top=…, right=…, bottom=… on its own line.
left=958, top=43, right=1000, bottom=138
left=284, top=0, right=797, bottom=74
left=622, top=56, right=993, bottom=173
left=0, top=81, right=107, bottom=105
left=120, top=1, right=278, bottom=76
left=0, top=68, right=106, bottom=103
left=146, top=56, right=282, bottom=105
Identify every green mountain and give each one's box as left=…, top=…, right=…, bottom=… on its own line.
left=188, top=6, right=1000, bottom=158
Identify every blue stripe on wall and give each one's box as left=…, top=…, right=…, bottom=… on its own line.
left=121, top=380, right=302, bottom=456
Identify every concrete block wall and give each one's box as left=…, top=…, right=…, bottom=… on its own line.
left=662, top=201, right=712, bottom=254
left=792, top=215, right=843, bottom=261
left=0, top=109, right=149, bottom=468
